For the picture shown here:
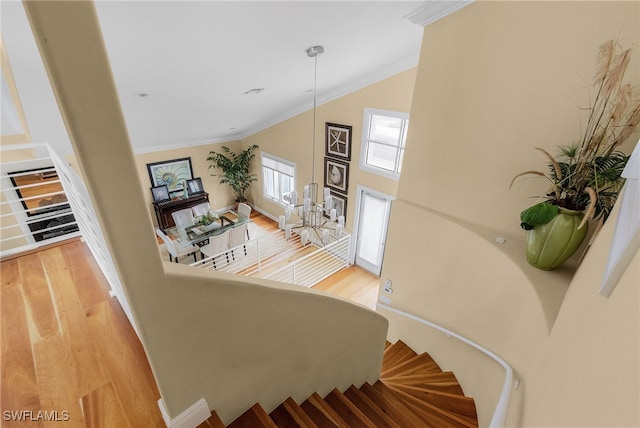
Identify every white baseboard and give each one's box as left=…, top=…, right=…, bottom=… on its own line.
left=158, top=398, right=211, bottom=428
left=252, top=204, right=278, bottom=222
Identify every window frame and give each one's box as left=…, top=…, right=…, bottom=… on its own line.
left=359, top=108, right=409, bottom=180
left=261, top=152, right=296, bottom=208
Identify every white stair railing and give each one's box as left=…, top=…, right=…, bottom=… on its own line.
left=265, top=234, right=350, bottom=287
left=377, top=303, right=514, bottom=428
left=190, top=229, right=292, bottom=274
left=1, top=155, right=81, bottom=255
left=0, top=142, right=136, bottom=332
left=190, top=229, right=351, bottom=288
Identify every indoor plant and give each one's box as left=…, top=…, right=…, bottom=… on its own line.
left=512, top=40, right=638, bottom=270
left=207, top=144, right=259, bottom=207
left=196, top=209, right=220, bottom=232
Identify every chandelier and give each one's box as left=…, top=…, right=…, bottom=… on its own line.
left=277, top=46, right=344, bottom=246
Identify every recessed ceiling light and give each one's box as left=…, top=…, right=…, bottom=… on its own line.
left=243, top=88, right=264, bottom=95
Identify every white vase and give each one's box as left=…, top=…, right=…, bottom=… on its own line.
left=200, top=222, right=220, bottom=232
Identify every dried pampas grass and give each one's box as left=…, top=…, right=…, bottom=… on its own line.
left=513, top=40, right=637, bottom=227
left=581, top=40, right=640, bottom=160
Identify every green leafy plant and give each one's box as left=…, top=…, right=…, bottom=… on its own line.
left=207, top=144, right=259, bottom=203
left=197, top=210, right=219, bottom=226
left=512, top=40, right=637, bottom=230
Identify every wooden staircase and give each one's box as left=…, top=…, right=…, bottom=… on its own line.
left=197, top=340, right=478, bottom=427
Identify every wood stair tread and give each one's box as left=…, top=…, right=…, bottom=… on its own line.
left=301, top=392, right=348, bottom=427
left=381, top=372, right=464, bottom=395
left=384, top=384, right=478, bottom=428
left=384, top=382, right=478, bottom=420
left=216, top=340, right=477, bottom=428
left=228, top=403, right=277, bottom=428
left=269, top=397, right=318, bottom=428
left=343, top=385, right=401, bottom=428
left=324, top=388, right=377, bottom=427
left=196, top=412, right=226, bottom=428
left=382, top=340, right=418, bottom=372
left=359, top=381, right=427, bottom=427
left=381, top=352, right=442, bottom=378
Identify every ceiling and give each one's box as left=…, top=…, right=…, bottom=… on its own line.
left=1, top=1, right=463, bottom=155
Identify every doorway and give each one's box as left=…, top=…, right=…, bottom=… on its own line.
left=352, top=186, right=393, bottom=276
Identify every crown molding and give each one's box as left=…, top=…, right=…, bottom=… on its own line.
left=405, top=1, right=474, bottom=27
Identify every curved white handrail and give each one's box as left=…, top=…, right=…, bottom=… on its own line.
left=377, top=303, right=513, bottom=428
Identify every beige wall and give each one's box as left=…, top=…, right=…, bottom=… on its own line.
left=64, top=142, right=241, bottom=229
left=133, top=142, right=240, bottom=227
left=11, top=0, right=639, bottom=425
left=381, top=1, right=639, bottom=426
left=244, top=68, right=417, bottom=228
left=23, top=2, right=389, bottom=425
left=523, top=199, right=639, bottom=426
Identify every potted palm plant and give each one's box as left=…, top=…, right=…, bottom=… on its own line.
left=207, top=144, right=259, bottom=209
left=512, top=40, right=639, bottom=270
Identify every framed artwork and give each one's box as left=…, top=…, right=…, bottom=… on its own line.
left=151, top=185, right=170, bottom=202
left=187, top=177, right=204, bottom=195
left=325, top=122, right=352, bottom=160
left=324, top=191, right=347, bottom=221
left=324, top=157, right=349, bottom=195
left=147, top=157, right=193, bottom=192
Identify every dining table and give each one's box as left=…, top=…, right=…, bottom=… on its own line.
left=167, top=214, right=250, bottom=247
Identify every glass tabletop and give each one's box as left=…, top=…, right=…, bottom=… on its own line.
left=167, top=215, right=250, bottom=246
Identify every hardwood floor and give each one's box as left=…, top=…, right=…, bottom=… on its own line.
left=1, top=213, right=380, bottom=426
left=313, top=266, right=380, bottom=310
left=1, top=239, right=165, bottom=428
left=232, top=211, right=382, bottom=309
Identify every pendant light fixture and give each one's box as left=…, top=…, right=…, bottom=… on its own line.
left=277, top=45, right=345, bottom=246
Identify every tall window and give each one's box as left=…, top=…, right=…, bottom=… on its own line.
left=360, top=108, right=409, bottom=179
left=262, top=152, right=295, bottom=207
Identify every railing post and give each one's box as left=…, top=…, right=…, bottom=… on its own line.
left=257, top=239, right=262, bottom=271
left=292, top=263, right=296, bottom=285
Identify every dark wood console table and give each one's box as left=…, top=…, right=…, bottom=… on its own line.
left=153, top=192, right=209, bottom=230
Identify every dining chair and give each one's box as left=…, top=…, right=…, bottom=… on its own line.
left=171, top=208, right=195, bottom=232
left=237, top=202, right=252, bottom=239
left=191, top=202, right=211, bottom=218
left=237, top=202, right=252, bottom=220
left=200, top=230, right=230, bottom=269
left=155, top=228, right=198, bottom=263
left=228, top=223, right=248, bottom=260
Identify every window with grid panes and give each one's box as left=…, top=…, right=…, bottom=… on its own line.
left=360, top=108, right=409, bottom=179
left=262, top=152, right=295, bottom=207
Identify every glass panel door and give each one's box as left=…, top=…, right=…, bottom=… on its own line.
left=354, top=188, right=392, bottom=276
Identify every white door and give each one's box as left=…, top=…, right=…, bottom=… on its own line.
left=353, top=187, right=393, bottom=276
